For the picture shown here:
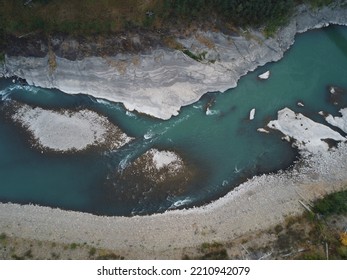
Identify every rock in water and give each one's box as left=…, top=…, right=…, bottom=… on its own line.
left=258, top=71, right=270, bottom=80
left=267, top=107, right=346, bottom=153
left=325, top=108, right=347, bottom=133
left=114, top=149, right=199, bottom=209
left=257, top=128, right=269, bottom=134
left=249, top=108, right=256, bottom=120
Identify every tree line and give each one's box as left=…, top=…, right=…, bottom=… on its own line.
left=0, top=0, right=338, bottom=38
left=162, top=0, right=295, bottom=27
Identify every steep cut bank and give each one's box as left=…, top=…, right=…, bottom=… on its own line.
left=1, top=3, right=347, bottom=119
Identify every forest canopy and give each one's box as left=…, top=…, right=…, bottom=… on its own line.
left=0, top=0, right=338, bottom=36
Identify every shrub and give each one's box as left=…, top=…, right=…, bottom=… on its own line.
left=275, top=224, right=284, bottom=234
left=199, top=242, right=229, bottom=260
left=304, top=0, right=335, bottom=8
left=313, top=191, right=347, bottom=216
left=0, top=233, right=7, bottom=240
left=336, top=246, right=347, bottom=259
left=89, top=247, right=96, bottom=256
left=300, top=252, right=325, bottom=260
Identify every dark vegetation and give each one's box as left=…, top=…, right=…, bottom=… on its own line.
left=0, top=0, right=340, bottom=39
left=183, top=242, right=229, bottom=260
left=198, top=242, right=229, bottom=260
left=306, top=0, right=335, bottom=8
left=0, top=235, right=126, bottom=260
left=297, top=193, right=347, bottom=259
left=274, top=190, right=347, bottom=260
left=313, top=190, right=347, bottom=216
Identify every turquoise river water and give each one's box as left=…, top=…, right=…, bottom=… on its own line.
left=0, top=26, right=347, bottom=216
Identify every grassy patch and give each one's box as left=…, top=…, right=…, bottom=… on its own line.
left=0, top=233, right=7, bottom=241
left=295, top=190, right=347, bottom=259
left=301, top=251, right=326, bottom=259
left=195, top=34, right=215, bottom=49
left=70, top=243, right=78, bottom=250
left=88, top=247, right=96, bottom=257
left=274, top=224, right=284, bottom=234
left=313, top=191, right=347, bottom=216
left=163, top=36, right=184, bottom=50
left=11, top=254, right=24, bottom=260
left=304, top=0, right=335, bottom=8
left=182, top=49, right=207, bottom=62
left=197, top=242, right=229, bottom=260
left=96, top=253, right=125, bottom=260
left=24, top=249, right=33, bottom=259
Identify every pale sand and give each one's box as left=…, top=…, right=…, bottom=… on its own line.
left=1, top=142, right=346, bottom=259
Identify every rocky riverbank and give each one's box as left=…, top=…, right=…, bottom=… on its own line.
left=1, top=3, right=347, bottom=119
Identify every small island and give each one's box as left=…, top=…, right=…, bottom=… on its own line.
left=6, top=101, right=132, bottom=153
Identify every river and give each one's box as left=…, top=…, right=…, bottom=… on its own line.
left=0, top=26, right=346, bottom=216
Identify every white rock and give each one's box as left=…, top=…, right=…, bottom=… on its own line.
left=206, top=108, right=219, bottom=116
left=151, top=150, right=179, bottom=170
left=258, top=70, right=270, bottom=80
left=257, top=128, right=269, bottom=134
left=325, top=108, right=347, bottom=133
left=267, top=107, right=346, bottom=153
left=330, top=86, right=336, bottom=94
left=249, top=108, right=256, bottom=120
left=144, top=149, right=183, bottom=172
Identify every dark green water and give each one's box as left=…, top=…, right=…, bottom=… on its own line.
left=1, top=26, right=347, bottom=216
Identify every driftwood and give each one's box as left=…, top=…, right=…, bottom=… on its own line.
left=299, top=200, right=313, bottom=213
left=240, top=244, right=250, bottom=257
left=281, top=248, right=307, bottom=258
left=295, top=190, right=314, bottom=208
left=258, top=252, right=272, bottom=260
